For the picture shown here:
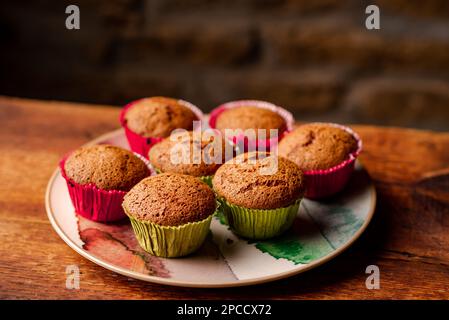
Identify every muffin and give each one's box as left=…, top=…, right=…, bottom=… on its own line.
left=120, top=97, right=203, bottom=158
left=123, top=173, right=217, bottom=257
left=60, top=144, right=152, bottom=222
left=215, top=106, right=287, bottom=135
left=209, top=100, right=293, bottom=152
left=149, top=130, right=228, bottom=186
left=213, top=152, right=304, bottom=240
left=278, top=123, right=362, bottom=199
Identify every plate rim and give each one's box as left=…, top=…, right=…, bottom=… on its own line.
left=45, top=128, right=377, bottom=288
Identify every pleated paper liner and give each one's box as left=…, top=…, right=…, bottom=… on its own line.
left=125, top=207, right=214, bottom=258
left=59, top=151, right=154, bottom=222
left=218, top=197, right=302, bottom=240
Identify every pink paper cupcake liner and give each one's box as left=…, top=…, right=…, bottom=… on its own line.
left=209, top=100, right=294, bottom=153
left=59, top=151, right=154, bottom=223
left=120, top=98, right=204, bottom=158
left=301, top=123, right=362, bottom=199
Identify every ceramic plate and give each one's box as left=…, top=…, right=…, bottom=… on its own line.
left=46, top=128, right=376, bottom=288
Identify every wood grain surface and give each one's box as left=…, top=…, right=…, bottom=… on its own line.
left=0, top=96, right=448, bottom=300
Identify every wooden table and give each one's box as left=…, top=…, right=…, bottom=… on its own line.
left=1, top=96, right=448, bottom=300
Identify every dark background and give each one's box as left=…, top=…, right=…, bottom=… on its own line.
left=1, top=0, right=449, bottom=130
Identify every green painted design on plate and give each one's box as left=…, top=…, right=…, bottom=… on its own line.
left=307, top=205, right=364, bottom=248
left=254, top=234, right=333, bottom=265
left=253, top=210, right=335, bottom=265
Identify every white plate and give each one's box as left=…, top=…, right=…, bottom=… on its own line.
left=46, top=128, right=376, bottom=288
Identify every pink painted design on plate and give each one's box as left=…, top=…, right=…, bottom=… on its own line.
left=208, top=100, right=294, bottom=153
left=119, top=98, right=204, bottom=158
left=77, top=215, right=170, bottom=277
left=301, top=123, right=362, bottom=199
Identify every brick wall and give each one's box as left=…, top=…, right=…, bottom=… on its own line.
left=1, top=0, right=449, bottom=130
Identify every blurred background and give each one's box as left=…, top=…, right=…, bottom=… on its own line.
left=1, top=0, right=449, bottom=130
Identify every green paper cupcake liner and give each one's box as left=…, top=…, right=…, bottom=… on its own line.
left=125, top=208, right=213, bottom=258
left=154, top=167, right=163, bottom=174
left=218, top=198, right=302, bottom=240
left=154, top=167, right=213, bottom=188
left=198, top=175, right=213, bottom=187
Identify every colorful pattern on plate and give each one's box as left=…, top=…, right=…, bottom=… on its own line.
left=46, top=127, right=375, bottom=287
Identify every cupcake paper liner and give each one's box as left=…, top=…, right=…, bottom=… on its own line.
left=59, top=151, right=154, bottom=223
left=119, top=98, right=204, bottom=158
left=209, top=100, right=294, bottom=153
left=301, top=122, right=363, bottom=199
left=199, top=175, right=213, bottom=188
left=125, top=209, right=213, bottom=258
left=218, top=197, right=302, bottom=240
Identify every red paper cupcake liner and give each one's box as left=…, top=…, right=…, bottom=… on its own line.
left=208, top=100, right=294, bottom=153
left=59, top=151, right=154, bottom=223
left=120, top=98, right=204, bottom=158
left=301, top=123, right=362, bottom=199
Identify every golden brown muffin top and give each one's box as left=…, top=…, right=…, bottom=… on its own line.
left=122, top=173, right=216, bottom=226
left=215, top=106, right=287, bottom=135
left=278, top=123, right=358, bottom=171
left=124, top=97, right=199, bottom=138
left=64, top=145, right=150, bottom=191
left=212, top=152, right=304, bottom=209
left=149, top=131, right=227, bottom=177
